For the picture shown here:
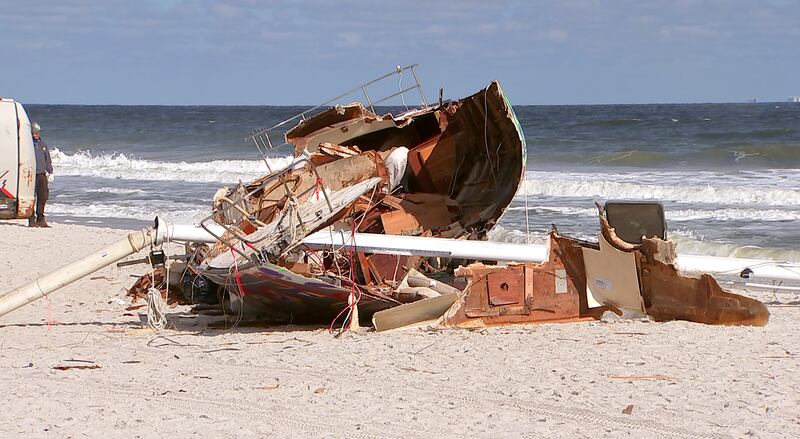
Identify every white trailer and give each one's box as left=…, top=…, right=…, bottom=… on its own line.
left=0, top=98, right=36, bottom=220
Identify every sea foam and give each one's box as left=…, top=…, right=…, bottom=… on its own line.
left=507, top=204, right=800, bottom=222
left=517, top=171, right=800, bottom=206
left=51, top=148, right=293, bottom=184
left=47, top=202, right=209, bottom=225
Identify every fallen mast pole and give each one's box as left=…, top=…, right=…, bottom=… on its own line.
left=0, top=218, right=227, bottom=318
left=304, top=230, right=800, bottom=283
left=0, top=228, right=157, bottom=318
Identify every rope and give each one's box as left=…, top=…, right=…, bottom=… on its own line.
left=324, top=185, right=379, bottom=336
left=146, top=232, right=170, bottom=332
left=231, top=248, right=246, bottom=298
left=146, top=286, right=167, bottom=332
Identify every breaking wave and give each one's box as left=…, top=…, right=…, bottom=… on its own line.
left=488, top=226, right=594, bottom=244
left=505, top=205, right=597, bottom=217
left=668, top=208, right=800, bottom=222
left=507, top=204, right=800, bottom=222
left=517, top=173, right=800, bottom=206
left=669, top=231, right=800, bottom=262
left=85, top=187, right=147, bottom=195
left=47, top=202, right=209, bottom=225
left=51, top=148, right=294, bottom=183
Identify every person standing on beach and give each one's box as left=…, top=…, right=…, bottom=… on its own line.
left=29, top=121, right=53, bottom=228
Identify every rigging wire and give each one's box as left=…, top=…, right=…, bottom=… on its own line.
left=398, top=69, right=409, bottom=111
left=228, top=248, right=245, bottom=328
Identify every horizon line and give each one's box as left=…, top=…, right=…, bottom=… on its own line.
left=19, top=100, right=797, bottom=107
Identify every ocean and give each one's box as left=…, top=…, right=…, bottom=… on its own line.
left=25, top=101, right=800, bottom=262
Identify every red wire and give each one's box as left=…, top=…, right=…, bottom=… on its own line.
left=328, top=280, right=353, bottom=334
left=300, top=244, right=326, bottom=267
left=314, top=177, right=324, bottom=201
left=328, top=219, right=362, bottom=335
left=231, top=248, right=246, bottom=297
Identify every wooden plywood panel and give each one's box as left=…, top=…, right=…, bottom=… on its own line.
left=487, top=271, right=523, bottom=306
left=380, top=202, right=453, bottom=235
left=530, top=266, right=580, bottom=320
left=443, top=246, right=583, bottom=326
left=380, top=210, right=421, bottom=235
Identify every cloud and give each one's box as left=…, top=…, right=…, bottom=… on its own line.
left=335, top=32, right=362, bottom=48
left=213, top=3, right=244, bottom=19
left=658, top=23, right=724, bottom=38
left=540, top=29, right=568, bottom=42
left=20, top=40, right=69, bottom=50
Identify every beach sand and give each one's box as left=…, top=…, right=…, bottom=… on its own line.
left=1, top=220, right=799, bottom=438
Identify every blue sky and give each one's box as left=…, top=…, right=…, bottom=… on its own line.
left=1, top=0, right=798, bottom=105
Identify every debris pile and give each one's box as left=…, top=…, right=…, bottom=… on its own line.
left=152, top=81, right=526, bottom=329
left=128, top=74, right=768, bottom=331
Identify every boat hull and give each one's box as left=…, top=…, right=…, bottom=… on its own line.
left=203, top=262, right=398, bottom=324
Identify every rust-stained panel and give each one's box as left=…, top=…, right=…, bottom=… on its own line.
left=442, top=233, right=587, bottom=327
left=487, top=271, right=522, bottom=306
left=17, top=198, right=34, bottom=219
left=638, top=237, right=769, bottom=326
left=529, top=267, right=580, bottom=319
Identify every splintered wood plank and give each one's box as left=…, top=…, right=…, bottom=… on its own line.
left=367, top=254, right=418, bottom=284
left=356, top=252, right=373, bottom=284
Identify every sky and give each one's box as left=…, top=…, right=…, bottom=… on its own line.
left=1, top=0, right=798, bottom=105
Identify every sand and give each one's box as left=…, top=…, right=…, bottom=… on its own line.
left=1, top=220, right=799, bottom=438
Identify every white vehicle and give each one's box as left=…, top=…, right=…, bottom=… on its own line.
left=0, top=98, right=36, bottom=220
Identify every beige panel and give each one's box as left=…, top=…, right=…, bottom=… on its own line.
left=581, top=233, right=645, bottom=313
left=15, top=101, right=36, bottom=218
left=373, top=293, right=458, bottom=332
left=0, top=101, right=19, bottom=202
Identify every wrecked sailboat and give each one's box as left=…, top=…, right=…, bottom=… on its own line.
left=183, top=68, right=526, bottom=326
left=161, top=66, right=772, bottom=330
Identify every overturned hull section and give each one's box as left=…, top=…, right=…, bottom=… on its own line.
left=637, top=237, right=769, bottom=326
left=204, top=262, right=397, bottom=325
